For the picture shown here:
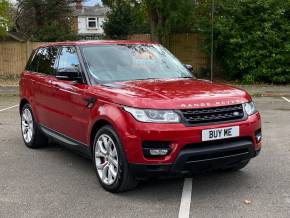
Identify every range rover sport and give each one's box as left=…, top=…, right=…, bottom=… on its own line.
left=19, top=41, right=262, bottom=192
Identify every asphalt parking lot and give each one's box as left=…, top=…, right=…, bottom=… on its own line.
left=0, top=96, right=290, bottom=218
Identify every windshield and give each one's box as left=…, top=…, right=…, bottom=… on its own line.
left=81, top=44, right=193, bottom=83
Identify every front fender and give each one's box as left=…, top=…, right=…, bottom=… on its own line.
left=88, top=102, right=137, bottom=157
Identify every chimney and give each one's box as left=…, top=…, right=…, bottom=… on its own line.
left=76, top=0, right=82, bottom=10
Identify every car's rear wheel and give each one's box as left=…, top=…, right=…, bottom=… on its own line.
left=93, top=125, right=138, bottom=192
left=21, top=104, right=48, bottom=148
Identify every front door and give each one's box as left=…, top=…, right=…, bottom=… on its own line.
left=49, top=46, right=91, bottom=145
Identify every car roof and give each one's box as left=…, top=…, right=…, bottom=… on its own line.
left=37, top=40, right=159, bottom=49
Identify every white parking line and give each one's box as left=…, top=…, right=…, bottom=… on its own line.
left=0, top=105, right=19, bottom=112
left=282, top=97, right=290, bottom=103
left=178, top=178, right=193, bottom=218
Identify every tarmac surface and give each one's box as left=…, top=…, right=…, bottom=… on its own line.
left=0, top=95, right=290, bottom=218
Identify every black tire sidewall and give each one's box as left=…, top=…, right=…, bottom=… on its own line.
left=92, top=125, right=127, bottom=192
left=21, top=104, right=36, bottom=148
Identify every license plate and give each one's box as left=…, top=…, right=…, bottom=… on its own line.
left=202, top=126, right=239, bottom=141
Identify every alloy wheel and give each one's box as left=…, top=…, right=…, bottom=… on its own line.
left=95, top=134, right=119, bottom=185
left=21, top=108, right=34, bottom=143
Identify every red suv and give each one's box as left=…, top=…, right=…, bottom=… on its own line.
left=20, top=41, right=261, bottom=192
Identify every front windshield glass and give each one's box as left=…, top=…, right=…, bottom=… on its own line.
left=81, top=44, right=193, bottom=83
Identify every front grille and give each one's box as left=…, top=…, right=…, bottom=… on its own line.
left=180, top=104, right=245, bottom=125
left=186, top=147, right=249, bottom=163
left=182, top=137, right=252, bottom=150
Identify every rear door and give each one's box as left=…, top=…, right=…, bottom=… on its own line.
left=25, top=47, right=58, bottom=128
left=49, top=46, right=91, bottom=145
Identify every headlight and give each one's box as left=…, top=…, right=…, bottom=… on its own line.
left=124, top=107, right=180, bottom=123
left=243, top=101, right=257, bottom=116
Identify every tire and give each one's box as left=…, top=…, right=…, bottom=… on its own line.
left=93, top=125, right=138, bottom=193
left=221, top=159, right=250, bottom=172
left=21, top=103, right=48, bottom=148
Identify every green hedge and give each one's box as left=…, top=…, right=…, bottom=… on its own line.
left=204, top=0, right=290, bottom=84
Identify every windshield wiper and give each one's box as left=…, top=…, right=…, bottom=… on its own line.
left=131, top=78, right=160, bottom=81
left=178, top=76, right=193, bottom=79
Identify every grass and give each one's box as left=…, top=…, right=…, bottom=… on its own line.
left=0, top=73, right=20, bottom=87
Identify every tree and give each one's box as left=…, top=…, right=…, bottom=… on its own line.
left=143, top=0, right=175, bottom=42
left=103, top=0, right=148, bottom=39
left=103, top=0, right=196, bottom=43
left=0, top=0, right=11, bottom=37
left=15, top=0, right=80, bottom=41
left=143, top=0, right=195, bottom=43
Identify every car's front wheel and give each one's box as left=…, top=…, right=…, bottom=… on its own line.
left=93, top=125, right=138, bottom=192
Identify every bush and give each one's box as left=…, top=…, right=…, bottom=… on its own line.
left=200, top=0, right=290, bottom=84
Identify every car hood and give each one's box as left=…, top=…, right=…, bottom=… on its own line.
left=92, top=79, right=251, bottom=109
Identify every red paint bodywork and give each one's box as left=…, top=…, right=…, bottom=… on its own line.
left=20, top=41, right=261, bottom=165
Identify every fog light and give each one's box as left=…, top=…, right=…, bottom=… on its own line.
left=142, top=141, right=171, bottom=158
left=149, top=149, right=169, bottom=156
left=255, top=129, right=262, bottom=143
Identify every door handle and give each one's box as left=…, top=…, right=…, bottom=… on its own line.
left=84, top=97, right=97, bottom=109
left=51, top=82, right=76, bottom=93
left=54, top=84, right=61, bottom=89
left=52, top=84, right=60, bottom=90
left=50, top=82, right=61, bottom=91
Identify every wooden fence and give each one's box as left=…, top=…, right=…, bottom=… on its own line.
left=0, top=41, right=46, bottom=76
left=0, top=33, right=209, bottom=76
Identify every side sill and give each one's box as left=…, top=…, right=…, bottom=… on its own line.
left=39, top=125, right=92, bottom=159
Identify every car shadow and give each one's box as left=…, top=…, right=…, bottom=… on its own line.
left=35, top=142, right=256, bottom=199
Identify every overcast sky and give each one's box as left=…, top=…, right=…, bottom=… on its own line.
left=86, top=0, right=102, bottom=6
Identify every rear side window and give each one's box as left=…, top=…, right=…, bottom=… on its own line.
left=25, top=49, right=36, bottom=71
left=37, top=47, right=58, bottom=75
left=26, top=47, right=58, bottom=75
left=26, top=49, right=42, bottom=72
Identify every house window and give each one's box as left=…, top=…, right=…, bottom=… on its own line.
left=87, top=17, right=98, bottom=29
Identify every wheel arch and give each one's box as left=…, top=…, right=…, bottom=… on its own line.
left=19, top=98, right=29, bottom=114
left=90, top=119, right=113, bottom=154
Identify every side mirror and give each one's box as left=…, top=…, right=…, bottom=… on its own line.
left=184, top=64, right=194, bottom=73
left=56, top=68, right=83, bottom=82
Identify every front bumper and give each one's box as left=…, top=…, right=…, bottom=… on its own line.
left=121, top=112, right=262, bottom=167
left=129, top=137, right=260, bottom=177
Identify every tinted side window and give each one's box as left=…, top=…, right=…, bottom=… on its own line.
left=26, top=49, right=43, bottom=72
left=25, top=49, right=36, bottom=71
left=37, top=47, right=58, bottom=75
left=58, top=47, right=80, bottom=70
